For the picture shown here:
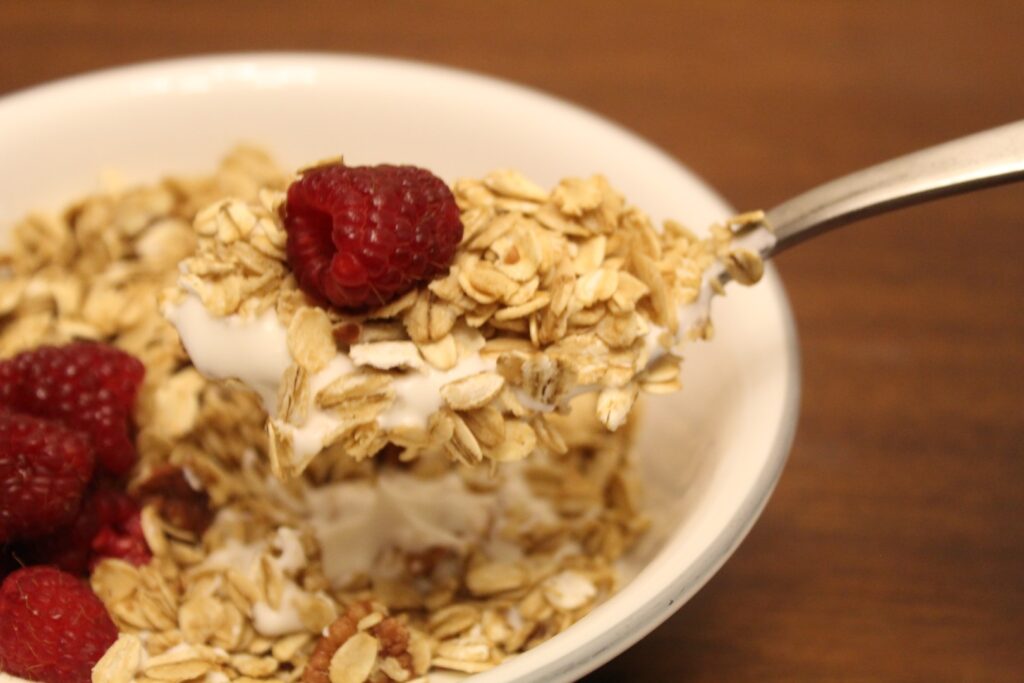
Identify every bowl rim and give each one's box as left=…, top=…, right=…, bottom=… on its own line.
left=0, top=52, right=802, bottom=682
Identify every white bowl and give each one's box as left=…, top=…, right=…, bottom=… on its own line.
left=0, top=54, right=800, bottom=682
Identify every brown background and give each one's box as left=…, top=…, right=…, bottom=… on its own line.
left=2, top=1, right=1022, bottom=681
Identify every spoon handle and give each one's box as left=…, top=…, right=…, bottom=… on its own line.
left=766, top=120, right=1024, bottom=254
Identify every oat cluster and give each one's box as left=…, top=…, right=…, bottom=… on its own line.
left=0, top=148, right=664, bottom=682
left=173, top=159, right=765, bottom=479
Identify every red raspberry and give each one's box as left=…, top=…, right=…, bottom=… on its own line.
left=90, top=506, right=150, bottom=570
left=0, top=547, right=18, bottom=582
left=23, top=485, right=150, bottom=575
left=0, top=566, right=118, bottom=683
left=283, top=163, right=463, bottom=311
left=133, top=464, right=214, bottom=536
left=0, top=342, right=145, bottom=475
left=21, top=499, right=99, bottom=575
left=0, top=410, right=95, bottom=543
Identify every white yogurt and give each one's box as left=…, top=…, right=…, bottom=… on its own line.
left=164, top=294, right=291, bottom=411
left=305, top=465, right=559, bottom=584
left=307, top=471, right=495, bottom=584
left=166, top=292, right=510, bottom=464
left=191, top=466, right=558, bottom=636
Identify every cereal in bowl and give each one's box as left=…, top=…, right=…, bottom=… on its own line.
left=0, top=147, right=766, bottom=682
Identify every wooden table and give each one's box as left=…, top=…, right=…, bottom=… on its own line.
left=2, top=2, right=1021, bottom=680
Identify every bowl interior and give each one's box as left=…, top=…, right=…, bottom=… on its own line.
left=0, top=54, right=799, bottom=682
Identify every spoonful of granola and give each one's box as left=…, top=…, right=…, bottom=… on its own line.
left=164, top=119, right=1024, bottom=478
left=164, top=157, right=744, bottom=478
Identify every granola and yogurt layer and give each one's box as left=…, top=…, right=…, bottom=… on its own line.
left=163, top=155, right=771, bottom=480
left=0, top=146, right=771, bottom=683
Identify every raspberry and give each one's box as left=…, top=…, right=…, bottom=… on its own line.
left=0, top=342, right=145, bottom=475
left=22, top=500, right=99, bottom=575
left=283, top=163, right=463, bottom=311
left=0, top=566, right=118, bottom=683
left=0, top=547, right=19, bottom=582
left=0, top=410, right=95, bottom=543
left=22, top=485, right=150, bottom=575
left=133, top=464, right=213, bottom=536
left=90, top=506, right=150, bottom=570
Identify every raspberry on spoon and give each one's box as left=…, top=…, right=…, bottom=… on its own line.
left=283, top=163, right=463, bottom=311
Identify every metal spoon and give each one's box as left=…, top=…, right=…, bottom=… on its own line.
left=684, top=120, right=1024, bottom=336
left=734, top=119, right=1024, bottom=268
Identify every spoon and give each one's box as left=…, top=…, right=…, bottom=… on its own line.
left=730, top=119, right=1024, bottom=270
left=681, top=120, right=1024, bottom=337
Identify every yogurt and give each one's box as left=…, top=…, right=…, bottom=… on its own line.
left=192, top=465, right=557, bottom=634
left=166, top=292, right=507, bottom=465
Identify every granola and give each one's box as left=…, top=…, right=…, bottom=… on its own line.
left=165, top=159, right=769, bottom=479
left=1, top=147, right=742, bottom=681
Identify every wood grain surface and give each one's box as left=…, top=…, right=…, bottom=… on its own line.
left=2, top=2, right=1021, bottom=681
